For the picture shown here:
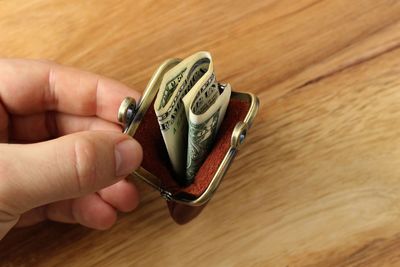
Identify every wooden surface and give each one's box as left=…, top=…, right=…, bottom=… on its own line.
left=1, top=0, right=400, bottom=266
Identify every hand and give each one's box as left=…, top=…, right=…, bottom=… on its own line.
left=0, top=59, right=143, bottom=240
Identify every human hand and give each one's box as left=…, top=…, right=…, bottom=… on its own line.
left=0, top=59, right=143, bottom=240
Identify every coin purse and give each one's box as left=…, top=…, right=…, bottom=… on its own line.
left=118, top=58, right=259, bottom=224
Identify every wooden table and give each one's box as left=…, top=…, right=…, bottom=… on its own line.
left=1, top=1, right=400, bottom=266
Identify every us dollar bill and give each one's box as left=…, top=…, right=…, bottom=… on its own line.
left=184, top=83, right=231, bottom=181
left=154, top=51, right=230, bottom=185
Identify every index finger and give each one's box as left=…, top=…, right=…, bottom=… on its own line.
left=0, top=59, right=141, bottom=122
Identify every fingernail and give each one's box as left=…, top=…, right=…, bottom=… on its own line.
left=115, top=139, right=141, bottom=177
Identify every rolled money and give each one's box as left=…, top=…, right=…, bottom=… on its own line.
left=184, top=83, right=231, bottom=181
left=154, top=51, right=230, bottom=185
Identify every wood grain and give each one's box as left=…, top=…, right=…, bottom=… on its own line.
left=1, top=0, right=400, bottom=266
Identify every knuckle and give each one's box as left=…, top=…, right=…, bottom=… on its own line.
left=72, top=137, right=98, bottom=193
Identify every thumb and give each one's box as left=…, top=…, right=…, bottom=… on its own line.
left=0, top=131, right=142, bottom=215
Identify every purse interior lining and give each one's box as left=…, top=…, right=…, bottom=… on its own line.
left=134, top=98, right=251, bottom=197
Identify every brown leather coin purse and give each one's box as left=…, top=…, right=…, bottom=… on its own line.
left=118, top=58, right=259, bottom=224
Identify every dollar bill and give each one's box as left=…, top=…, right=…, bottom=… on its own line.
left=184, top=83, right=231, bottom=181
left=154, top=51, right=230, bottom=185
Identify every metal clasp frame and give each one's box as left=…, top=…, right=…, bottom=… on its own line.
left=118, top=58, right=259, bottom=206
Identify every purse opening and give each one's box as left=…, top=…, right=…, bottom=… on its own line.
left=133, top=97, right=251, bottom=198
